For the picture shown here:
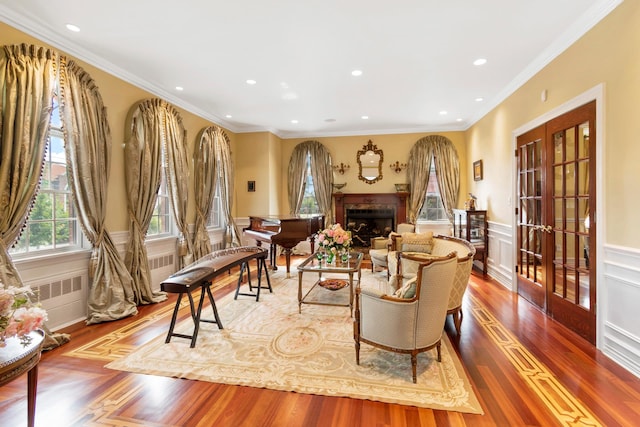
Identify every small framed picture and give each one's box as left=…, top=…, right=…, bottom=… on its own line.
left=473, top=160, right=483, bottom=181
left=247, top=181, right=256, bottom=192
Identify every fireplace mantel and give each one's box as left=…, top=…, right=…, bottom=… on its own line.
left=333, top=192, right=409, bottom=228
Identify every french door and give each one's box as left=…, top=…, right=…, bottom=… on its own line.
left=516, top=101, right=596, bottom=344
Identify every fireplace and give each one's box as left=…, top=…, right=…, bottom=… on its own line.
left=333, top=192, right=409, bottom=248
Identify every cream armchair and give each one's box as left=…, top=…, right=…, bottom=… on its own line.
left=388, top=234, right=475, bottom=335
left=354, top=252, right=457, bottom=383
left=369, top=223, right=415, bottom=275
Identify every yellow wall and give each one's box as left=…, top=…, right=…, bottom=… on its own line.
left=4, top=0, right=639, bottom=250
left=465, top=0, right=640, bottom=248
left=0, top=22, right=235, bottom=233
left=279, top=132, right=468, bottom=215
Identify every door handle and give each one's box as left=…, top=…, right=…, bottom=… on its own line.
left=534, top=224, right=553, bottom=233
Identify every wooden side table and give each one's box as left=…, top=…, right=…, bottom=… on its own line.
left=0, top=329, right=45, bottom=427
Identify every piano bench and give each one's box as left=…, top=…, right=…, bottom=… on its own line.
left=234, top=256, right=272, bottom=301
left=161, top=280, right=223, bottom=348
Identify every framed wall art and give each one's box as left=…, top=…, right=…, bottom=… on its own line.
left=473, top=160, right=483, bottom=181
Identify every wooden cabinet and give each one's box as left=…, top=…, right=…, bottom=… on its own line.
left=453, top=209, right=488, bottom=275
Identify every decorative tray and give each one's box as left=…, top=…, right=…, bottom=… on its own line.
left=318, top=278, right=349, bottom=291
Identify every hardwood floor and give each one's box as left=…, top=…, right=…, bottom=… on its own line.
left=1, top=257, right=639, bottom=426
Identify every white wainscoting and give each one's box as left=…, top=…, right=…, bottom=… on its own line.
left=15, top=249, right=91, bottom=330
left=14, top=227, right=227, bottom=331
left=484, top=221, right=640, bottom=378
left=487, top=220, right=514, bottom=291
left=601, top=245, right=640, bottom=377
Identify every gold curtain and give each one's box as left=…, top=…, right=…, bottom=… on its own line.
left=308, top=141, right=334, bottom=225
left=407, top=139, right=435, bottom=224
left=123, top=100, right=167, bottom=304
left=193, top=126, right=219, bottom=259
left=407, top=135, right=459, bottom=223
left=213, top=128, right=241, bottom=247
left=432, top=137, right=460, bottom=223
left=59, top=58, right=138, bottom=324
left=0, top=44, right=56, bottom=286
left=287, top=140, right=334, bottom=224
left=158, top=101, right=191, bottom=268
left=287, top=142, right=310, bottom=215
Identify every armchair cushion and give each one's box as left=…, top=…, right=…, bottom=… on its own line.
left=399, top=231, right=434, bottom=252
left=393, top=276, right=418, bottom=299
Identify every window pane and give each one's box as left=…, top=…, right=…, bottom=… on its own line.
left=9, top=85, right=83, bottom=255
left=300, top=154, right=320, bottom=215
left=418, top=160, right=447, bottom=221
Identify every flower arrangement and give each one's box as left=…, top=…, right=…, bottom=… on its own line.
left=0, top=285, right=48, bottom=347
left=317, top=223, right=352, bottom=262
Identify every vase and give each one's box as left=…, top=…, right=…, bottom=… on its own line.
left=340, top=249, right=349, bottom=263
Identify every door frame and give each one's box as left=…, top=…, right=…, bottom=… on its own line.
left=511, top=84, right=605, bottom=348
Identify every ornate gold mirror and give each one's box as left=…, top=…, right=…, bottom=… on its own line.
left=357, top=139, right=383, bottom=184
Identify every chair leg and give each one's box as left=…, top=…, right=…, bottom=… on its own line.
left=411, top=352, right=417, bottom=384
left=453, top=308, right=463, bottom=335
left=436, top=341, right=442, bottom=362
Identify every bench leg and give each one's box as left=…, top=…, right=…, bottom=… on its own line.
left=165, top=292, right=184, bottom=343
left=257, top=257, right=272, bottom=301
left=199, top=284, right=223, bottom=330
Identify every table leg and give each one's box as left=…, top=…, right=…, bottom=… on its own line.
left=27, top=364, right=38, bottom=427
left=349, top=272, right=354, bottom=316
left=298, top=271, right=303, bottom=313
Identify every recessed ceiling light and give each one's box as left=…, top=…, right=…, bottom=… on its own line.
left=65, top=24, right=80, bottom=32
left=456, top=118, right=463, bottom=122
left=324, top=118, right=336, bottom=122
left=351, top=70, right=363, bottom=76
left=439, top=110, right=448, bottom=115
left=175, top=86, right=184, bottom=91
left=361, top=115, right=369, bottom=120
left=225, top=114, right=232, bottom=118
left=475, top=97, right=484, bottom=102
left=246, top=79, right=257, bottom=85
left=473, top=58, right=487, bottom=66
left=291, top=119, right=299, bottom=124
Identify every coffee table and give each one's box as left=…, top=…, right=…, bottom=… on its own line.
left=297, top=251, right=363, bottom=315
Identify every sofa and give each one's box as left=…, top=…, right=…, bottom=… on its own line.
left=368, top=223, right=415, bottom=275
left=387, top=233, right=476, bottom=334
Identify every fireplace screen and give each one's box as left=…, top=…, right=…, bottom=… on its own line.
left=346, top=208, right=395, bottom=247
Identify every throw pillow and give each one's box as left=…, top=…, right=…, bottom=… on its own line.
left=400, top=231, right=434, bottom=253
left=393, top=277, right=418, bottom=299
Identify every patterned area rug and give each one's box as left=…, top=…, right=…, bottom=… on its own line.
left=106, top=268, right=482, bottom=414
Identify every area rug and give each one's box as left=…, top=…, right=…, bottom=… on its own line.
left=106, top=268, right=483, bottom=414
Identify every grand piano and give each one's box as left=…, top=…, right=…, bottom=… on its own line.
left=243, top=214, right=325, bottom=277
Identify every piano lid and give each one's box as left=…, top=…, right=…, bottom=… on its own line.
left=248, top=214, right=324, bottom=222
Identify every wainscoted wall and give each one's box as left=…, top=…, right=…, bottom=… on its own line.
left=484, top=221, right=640, bottom=378
left=15, top=250, right=91, bottom=330
left=14, top=228, right=226, bottom=331
left=601, top=245, right=640, bottom=377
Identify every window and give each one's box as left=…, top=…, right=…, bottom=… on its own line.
left=147, top=154, right=172, bottom=236
left=208, top=180, right=222, bottom=229
left=10, top=93, right=83, bottom=255
left=418, top=161, right=448, bottom=222
left=299, top=153, right=320, bottom=215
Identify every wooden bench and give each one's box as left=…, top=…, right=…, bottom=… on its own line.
left=160, top=246, right=270, bottom=347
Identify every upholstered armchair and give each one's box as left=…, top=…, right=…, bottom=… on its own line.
left=354, top=252, right=457, bottom=383
left=388, top=234, right=476, bottom=335
left=369, top=223, right=415, bottom=275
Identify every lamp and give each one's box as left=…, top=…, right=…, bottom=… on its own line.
left=333, top=162, right=350, bottom=174
left=389, top=161, right=407, bottom=173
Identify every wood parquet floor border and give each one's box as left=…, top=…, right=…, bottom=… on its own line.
left=60, top=269, right=603, bottom=426
left=468, top=293, right=602, bottom=427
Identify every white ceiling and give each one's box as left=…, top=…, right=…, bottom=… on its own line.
left=0, top=0, right=621, bottom=138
